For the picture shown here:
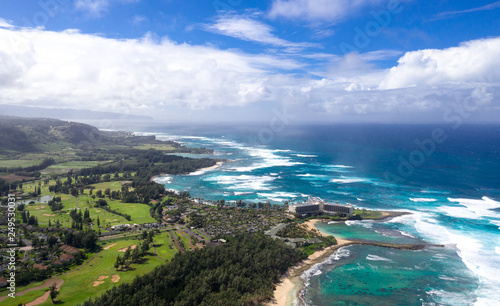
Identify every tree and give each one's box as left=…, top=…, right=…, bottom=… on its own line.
left=123, top=246, right=131, bottom=261
left=49, top=282, right=59, bottom=303
left=48, top=235, right=58, bottom=247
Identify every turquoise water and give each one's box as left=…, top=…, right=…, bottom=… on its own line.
left=315, top=220, right=425, bottom=245
left=134, top=124, right=500, bottom=305
left=302, top=244, right=477, bottom=305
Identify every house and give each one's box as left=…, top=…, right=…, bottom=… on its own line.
left=33, top=263, right=48, bottom=271
left=0, top=277, right=8, bottom=287
left=59, top=253, right=74, bottom=263
left=59, top=245, right=82, bottom=255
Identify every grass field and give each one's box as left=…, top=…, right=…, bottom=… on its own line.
left=0, top=159, right=42, bottom=168
left=44, top=161, right=113, bottom=174
left=153, top=231, right=178, bottom=261
left=1, top=239, right=167, bottom=306
left=107, top=201, right=156, bottom=224
left=90, top=181, right=124, bottom=191
left=24, top=194, right=155, bottom=229
left=133, top=144, right=176, bottom=151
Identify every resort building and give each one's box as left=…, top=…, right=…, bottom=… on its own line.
left=288, top=197, right=353, bottom=216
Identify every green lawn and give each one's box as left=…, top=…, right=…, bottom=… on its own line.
left=89, top=181, right=123, bottom=192
left=43, top=160, right=113, bottom=174
left=107, top=201, right=156, bottom=225
left=0, top=159, right=42, bottom=168
left=24, top=193, right=155, bottom=229
left=1, top=239, right=166, bottom=306
left=153, top=232, right=178, bottom=261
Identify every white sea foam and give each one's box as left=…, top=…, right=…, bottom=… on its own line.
left=413, top=213, right=500, bottom=306
left=300, top=247, right=351, bottom=288
left=330, top=165, right=353, bottom=168
left=495, top=247, right=500, bottom=255
left=447, top=196, right=500, bottom=219
left=330, top=177, right=369, bottom=184
left=344, top=220, right=373, bottom=228
left=231, top=147, right=304, bottom=172
left=257, top=192, right=300, bottom=201
left=490, top=220, right=500, bottom=230
left=205, top=175, right=276, bottom=191
left=398, top=230, right=417, bottom=238
left=234, top=191, right=252, bottom=196
left=297, top=173, right=328, bottom=180
left=409, top=198, right=438, bottom=202
left=295, top=154, right=318, bottom=158
left=153, top=176, right=173, bottom=184
left=366, top=254, right=393, bottom=262
left=357, top=198, right=364, bottom=201
left=327, top=190, right=351, bottom=195
left=439, top=206, right=480, bottom=220
left=188, top=164, right=221, bottom=176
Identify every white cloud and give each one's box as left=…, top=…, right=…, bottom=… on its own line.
left=75, top=0, right=140, bottom=17
left=0, top=18, right=14, bottom=29
left=75, top=0, right=110, bottom=16
left=434, top=1, right=500, bottom=20
left=0, top=25, right=498, bottom=122
left=205, top=14, right=320, bottom=49
left=268, top=0, right=386, bottom=22
left=131, top=15, right=147, bottom=26
left=380, top=38, right=500, bottom=89
left=0, top=27, right=301, bottom=113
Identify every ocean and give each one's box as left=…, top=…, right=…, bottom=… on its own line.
left=136, top=123, right=500, bottom=306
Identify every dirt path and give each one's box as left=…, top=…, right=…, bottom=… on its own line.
left=0, top=278, right=64, bottom=303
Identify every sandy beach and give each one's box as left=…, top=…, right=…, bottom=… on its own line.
left=150, top=161, right=224, bottom=182
left=267, top=229, right=355, bottom=306
left=188, top=161, right=224, bottom=175
left=267, top=217, right=422, bottom=306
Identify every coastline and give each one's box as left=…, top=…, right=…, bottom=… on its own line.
left=267, top=237, right=355, bottom=306
left=150, top=161, right=224, bottom=182
left=268, top=216, right=424, bottom=306
left=188, top=161, right=224, bottom=175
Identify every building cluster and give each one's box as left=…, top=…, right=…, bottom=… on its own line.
left=288, top=197, right=353, bottom=216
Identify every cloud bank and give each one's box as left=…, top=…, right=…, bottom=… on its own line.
left=0, top=26, right=498, bottom=122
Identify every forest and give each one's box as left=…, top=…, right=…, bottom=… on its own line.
left=82, top=234, right=306, bottom=306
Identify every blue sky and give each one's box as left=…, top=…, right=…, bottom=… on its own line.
left=0, top=0, right=500, bottom=123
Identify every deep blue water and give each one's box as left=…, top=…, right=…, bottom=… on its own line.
left=136, top=124, right=500, bottom=305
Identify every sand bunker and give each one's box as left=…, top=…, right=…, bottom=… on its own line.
left=98, top=275, right=109, bottom=281
left=34, top=207, right=40, bottom=210
left=93, top=281, right=104, bottom=287
left=118, top=245, right=137, bottom=252
left=96, top=210, right=101, bottom=212
left=42, top=214, right=55, bottom=217
left=40, top=206, right=45, bottom=208
left=112, top=275, right=120, bottom=283
left=103, top=243, right=117, bottom=250
left=18, top=278, right=64, bottom=306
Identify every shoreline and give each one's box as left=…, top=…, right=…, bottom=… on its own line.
left=188, top=161, right=224, bottom=175
left=150, top=161, right=224, bottom=183
left=268, top=216, right=424, bottom=306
